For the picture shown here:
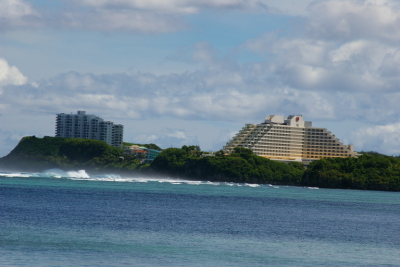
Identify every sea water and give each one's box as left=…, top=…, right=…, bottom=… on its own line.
left=0, top=169, right=399, bottom=266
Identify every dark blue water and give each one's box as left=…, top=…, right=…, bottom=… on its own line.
left=1, top=170, right=400, bottom=266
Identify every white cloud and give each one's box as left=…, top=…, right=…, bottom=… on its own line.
left=4, top=0, right=400, bottom=156
left=0, top=0, right=270, bottom=33
left=134, top=129, right=199, bottom=149
left=167, top=130, right=187, bottom=139
left=133, top=134, right=161, bottom=146
left=0, top=58, right=27, bottom=86
left=0, top=64, right=393, bottom=127
left=59, top=0, right=270, bottom=33
left=245, top=35, right=333, bottom=67
left=79, top=0, right=269, bottom=14
left=352, top=123, right=400, bottom=155
left=243, top=0, right=400, bottom=95
left=246, top=29, right=400, bottom=92
left=0, top=0, right=40, bottom=30
left=63, top=9, right=183, bottom=33
left=306, top=0, right=400, bottom=41
left=260, top=0, right=314, bottom=15
left=1, top=53, right=400, bottom=154
left=0, top=0, right=34, bottom=18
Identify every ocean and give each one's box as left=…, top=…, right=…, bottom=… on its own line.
left=0, top=169, right=399, bottom=266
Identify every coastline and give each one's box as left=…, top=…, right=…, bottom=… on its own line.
left=1, top=136, right=400, bottom=192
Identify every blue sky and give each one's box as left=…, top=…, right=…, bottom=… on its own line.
left=2, top=0, right=400, bottom=156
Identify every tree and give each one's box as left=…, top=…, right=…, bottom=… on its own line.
left=181, top=145, right=202, bottom=156
left=145, top=143, right=162, bottom=150
left=150, top=148, right=188, bottom=176
left=215, top=150, right=225, bottom=157
left=232, top=147, right=253, bottom=159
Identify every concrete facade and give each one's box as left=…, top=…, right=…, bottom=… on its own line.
left=223, top=115, right=357, bottom=164
left=55, top=111, right=124, bottom=148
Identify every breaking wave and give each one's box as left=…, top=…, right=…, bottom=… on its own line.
left=40, top=169, right=90, bottom=179
left=0, top=169, right=266, bottom=188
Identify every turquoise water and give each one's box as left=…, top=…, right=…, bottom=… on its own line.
left=1, top=169, right=400, bottom=266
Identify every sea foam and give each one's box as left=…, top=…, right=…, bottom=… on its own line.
left=39, top=169, right=90, bottom=179
left=0, top=170, right=280, bottom=189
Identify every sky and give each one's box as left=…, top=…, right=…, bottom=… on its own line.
left=2, top=0, right=400, bottom=157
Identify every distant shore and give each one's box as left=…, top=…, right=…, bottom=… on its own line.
left=1, top=136, right=399, bottom=192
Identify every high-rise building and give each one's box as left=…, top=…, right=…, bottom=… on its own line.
left=223, top=115, right=357, bottom=164
left=55, top=111, right=124, bottom=148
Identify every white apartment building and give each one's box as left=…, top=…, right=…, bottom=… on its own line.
left=55, top=111, right=124, bottom=148
left=223, top=115, right=357, bottom=164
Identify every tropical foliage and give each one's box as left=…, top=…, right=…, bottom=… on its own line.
left=303, top=154, right=400, bottom=191
left=0, top=136, right=144, bottom=172
left=2, top=136, right=400, bottom=191
left=149, top=147, right=304, bottom=184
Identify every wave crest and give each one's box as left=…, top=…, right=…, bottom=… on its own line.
left=40, top=169, right=90, bottom=179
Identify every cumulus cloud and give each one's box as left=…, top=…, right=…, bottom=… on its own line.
left=135, top=134, right=158, bottom=143
left=134, top=129, right=200, bottom=149
left=261, top=0, right=314, bottom=15
left=4, top=0, right=400, bottom=155
left=63, top=0, right=269, bottom=32
left=78, top=0, right=269, bottom=14
left=4, top=0, right=400, bottom=124
left=241, top=0, right=400, bottom=154
left=62, top=9, right=183, bottom=33
left=0, top=0, right=270, bottom=33
left=306, top=0, right=400, bottom=42
left=352, top=123, right=400, bottom=155
left=245, top=0, right=400, bottom=93
left=0, top=0, right=40, bottom=30
left=1, top=63, right=397, bottom=127
left=0, top=58, right=27, bottom=86
left=247, top=36, right=400, bottom=92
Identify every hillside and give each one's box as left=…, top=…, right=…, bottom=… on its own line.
left=0, top=136, right=143, bottom=172
left=148, top=147, right=400, bottom=191
left=303, top=154, right=400, bottom=191
left=148, top=147, right=304, bottom=185
left=1, top=136, right=400, bottom=191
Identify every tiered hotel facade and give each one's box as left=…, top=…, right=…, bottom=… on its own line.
left=223, top=115, right=357, bottom=164
left=55, top=111, right=124, bottom=148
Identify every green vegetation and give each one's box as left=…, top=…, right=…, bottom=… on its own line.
left=0, top=136, right=145, bottom=172
left=123, top=142, right=162, bottom=150
left=149, top=147, right=400, bottom=191
left=149, top=147, right=304, bottom=184
left=303, top=154, right=400, bottom=191
left=1, top=136, right=400, bottom=191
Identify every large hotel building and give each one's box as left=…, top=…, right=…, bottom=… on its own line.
left=223, top=115, right=357, bottom=164
left=55, top=111, right=124, bottom=148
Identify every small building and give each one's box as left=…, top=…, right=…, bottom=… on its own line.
left=123, top=145, right=161, bottom=163
left=146, top=148, right=161, bottom=161
left=223, top=115, right=358, bottom=164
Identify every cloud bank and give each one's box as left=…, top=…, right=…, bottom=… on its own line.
left=2, top=0, right=400, bottom=155
left=0, top=0, right=269, bottom=33
left=0, top=0, right=40, bottom=30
